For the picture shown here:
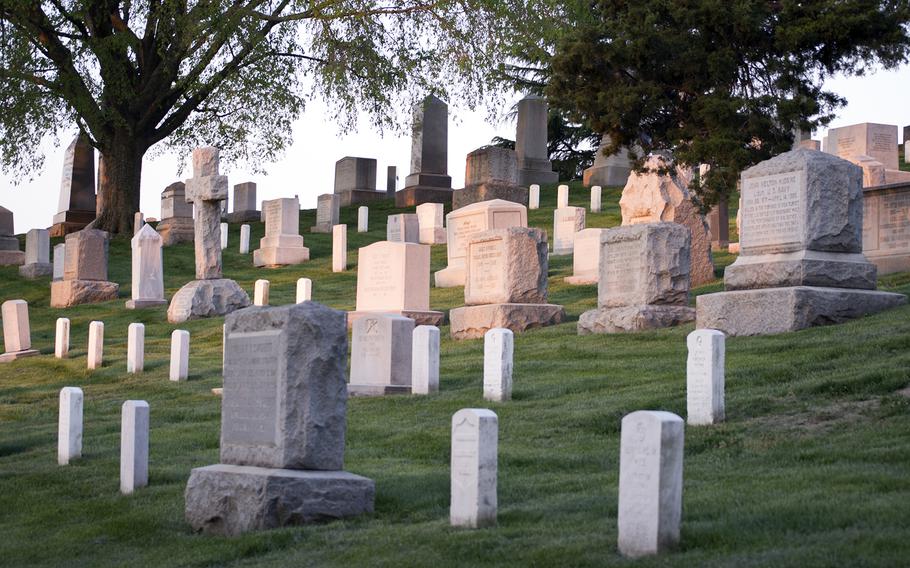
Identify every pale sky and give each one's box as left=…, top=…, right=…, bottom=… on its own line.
left=2, top=65, right=909, bottom=234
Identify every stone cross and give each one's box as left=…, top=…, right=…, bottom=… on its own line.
left=120, top=400, right=150, bottom=494
left=483, top=328, right=513, bottom=402
left=127, top=323, right=145, bottom=374
left=55, top=317, right=70, bottom=358
left=170, top=330, right=190, bottom=382
left=686, top=329, right=725, bottom=425
left=617, top=410, right=684, bottom=557
left=87, top=321, right=104, bottom=370
left=58, top=387, right=84, bottom=465
left=411, top=325, right=440, bottom=395
left=184, top=147, right=228, bottom=279
left=296, top=277, right=312, bottom=303
left=450, top=408, right=498, bottom=528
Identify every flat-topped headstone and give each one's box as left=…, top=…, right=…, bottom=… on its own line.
left=126, top=224, right=166, bottom=309
left=120, top=400, right=150, bottom=494
left=352, top=241, right=442, bottom=326
left=51, top=229, right=119, bottom=307
left=58, top=387, right=83, bottom=465
left=0, top=205, right=24, bottom=266
left=334, top=157, right=383, bottom=206
left=565, top=228, right=608, bottom=285
left=157, top=181, right=195, bottom=246
left=826, top=122, right=899, bottom=170
left=227, top=182, right=260, bottom=222
left=254, top=197, right=309, bottom=267
left=386, top=166, right=397, bottom=196
left=618, top=411, right=684, bottom=557
left=416, top=203, right=446, bottom=244
left=697, top=148, right=906, bottom=335
left=483, top=328, right=513, bottom=402
left=1, top=300, right=38, bottom=362
left=349, top=313, right=415, bottom=396
left=387, top=213, right=420, bottom=243
left=239, top=224, right=250, bottom=254
left=584, top=135, right=633, bottom=187
left=52, top=243, right=65, bottom=280
left=515, top=96, right=558, bottom=186
left=169, top=330, right=189, bottom=381
left=87, top=321, right=104, bottom=370
left=311, top=194, right=340, bottom=233
left=397, top=95, right=454, bottom=207
left=435, top=199, right=528, bottom=288
left=552, top=206, right=585, bottom=255
left=454, top=146, right=527, bottom=209
left=578, top=223, right=696, bottom=334
left=19, top=228, right=52, bottom=278
left=127, top=323, right=145, bottom=373
left=55, top=317, right=70, bottom=358
left=358, top=206, right=369, bottom=233
left=51, top=134, right=96, bottom=236
left=862, top=180, right=910, bottom=274
left=687, top=329, right=725, bottom=425
left=0, top=205, right=13, bottom=236
left=411, top=325, right=440, bottom=395
left=332, top=224, right=347, bottom=272
left=450, top=408, right=498, bottom=528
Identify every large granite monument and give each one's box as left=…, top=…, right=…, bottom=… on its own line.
left=156, top=182, right=195, bottom=246
left=50, top=134, right=96, bottom=236
left=396, top=95, right=453, bottom=206
left=0, top=206, right=24, bottom=266
left=18, top=229, right=52, bottom=279
left=583, top=135, right=633, bottom=187
left=863, top=180, right=910, bottom=274
left=453, top=146, right=528, bottom=209
left=50, top=229, right=120, bottom=307
left=515, top=96, right=558, bottom=186
left=226, top=182, right=260, bottom=223
left=334, top=157, right=384, bottom=206
left=253, top=197, right=309, bottom=267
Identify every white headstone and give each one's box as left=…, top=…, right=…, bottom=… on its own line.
left=2, top=299, right=31, bottom=354
left=53, top=243, right=66, bottom=281
left=358, top=206, right=369, bottom=233
left=120, top=400, right=150, bottom=495
left=591, top=185, right=602, bottom=213
left=254, top=279, right=270, bottom=306
left=411, top=325, right=440, bottom=395
left=239, top=224, right=250, bottom=254
left=483, top=328, right=513, bottom=402
left=417, top=203, right=446, bottom=244
left=349, top=313, right=415, bottom=394
left=387, top=213, right=420, bottom=243
left=170, top=330, right=189, bottom=382
left=552, top=207, right=585, bottom=255
left=450, top=408, right=498, bottom=528
left=557, top=184, right=569, bottom=208
left=127, top=323, right=145, bottom=374
left=55, top=317, right=70, bottom=358
left=129, top=224, right=165, bottom=308
left=529, top=184, right=540, bottom=209
left=87, top=321, right=104, bottom=370
left=296, top=277, right=312, bottom=303
left=333, top=224, right=347, bottom=272
left=58, top=386, right=83, bottom=465
left=617, top=410, right=684, bottom=557
left=686, top=329, right=725, bottom=425
left=220, top=222, right=228, bottom=250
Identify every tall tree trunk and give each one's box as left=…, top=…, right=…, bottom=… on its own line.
left=94, top=132, right=144, bottom=235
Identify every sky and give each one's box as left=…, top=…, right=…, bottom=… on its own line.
left=1, top=65, right=909, bottom=234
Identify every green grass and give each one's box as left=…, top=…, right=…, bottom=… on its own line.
left=2, top=182, right=910, bottom=567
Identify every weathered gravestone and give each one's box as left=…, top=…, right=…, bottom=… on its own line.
left=435, top=199, right=527, bottom=288
left=311, top=193, right=340, bottom=233
left=156, top=182, right=195, bottom=246
left=565, top=228, right=608, bottom=285
left=52, top=243, right=65, bottom=280
left=707, top=198, right=730, bottom=251
left=126, top=224, right=166, bottom=309
left=697, top=148, right=906, bottom=335
left=351, top=241, right=443, bottom=326
left=620, top=155, right=714, bottom=286
left=826, top=122, right=899, bottom=170
left=358, top=206, right=369, bottom=233
left=552, top=206, right=585, bottom=256
left=483, top=328, right=513, bottom=402
left=58, top=387, right=83, bottom=465
left=453, top=146, right=527, bottom=209
left=528, top=184, right=540, bottom=210
left=227, top=182, right=260, bottom=223
left=450, top=227, right=565, bottom=339
left=450, top=408, right=498, bottom=528
left=18, top=228, right=52, bottom=278
left=578, top=223, right=695, bottom=334
left=584, top=135, right=633, bottom=187
left=416, top=203, right=446, bottom=244
left=185, top=302, right=375, bottom=535
left=50, top=134, right=96, bottom=237
left=863, top=180, right=910, bottom=274
left=617, top=411, right=684, bottom=557
left=167, top=147, right=250, bottom=323
left=332, top=224, right=347, bottom=272
left=411, top=325, right=440, bottom=395
left=387, top=213, right=420, bottom=243
left=253, top=197, right=309, bottom=267
left=515, top=96, right=558, bottom=186
left=397, top=95, right=453, bottom=207
left=348, top=313, right=415, bottom=396
left=0, top=300, right=39, bottom=362
left=120, top=400, right=149, bottom=495
left=51, top=229, right=120, bottom=307
left=0, top=205, right=24, bottom=266
left=87, top=320, right=104, bottom=370
left=127, top=323, right=145, bottom=374
left=55, top=317, right=70, bottom=358
left=334, top=156, right=383, bottom=206
left=687, top=329, right=725, bottom=425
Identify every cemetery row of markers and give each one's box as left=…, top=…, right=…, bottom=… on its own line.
left=1, top=293, right=724, bottom=557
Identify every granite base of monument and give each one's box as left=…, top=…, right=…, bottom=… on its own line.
left=50, top=210, right=95, bottom=237
left=347, top=384, right=413, bottom=396
left=452, top=182, right=529, bottom=209
left=583, top=164, right=631, bottom=187
left=696, top=286, right=906, bottom=336
left=724, top=251, right=876, bottom=291
left=50, top=280, right=120, bottom=308
left=125, top=299, right=168, bottom=309
left=337, top=189, right=388, bottom=207
left=253, top=246, right=310, bottom=267
left=19, top=263, right=52, bottom=279
left=185, top=464, right=375, bottom=536
left=395, top=186, right=454, bottom=207
left=156, top=218, right=196, bottom=246
left=0, top=250, right=25, bottom=266
left=225, top=210, right=260, bottom=224
left=449, top=303, right=565, bottom=340
left=0, top=349, right=39, bottom=363
left=578, top=305, right=696, bottom=334
left=167, top=279, right=250, bottom=323
left=347, top=309, right=445, bottom=328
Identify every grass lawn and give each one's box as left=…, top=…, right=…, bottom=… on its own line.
left=1, top=182, right=910, bottom=567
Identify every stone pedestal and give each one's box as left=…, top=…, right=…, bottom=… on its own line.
left=454, top=147, right=527, bottom=208
left=51, top=229, right=119, bottom=307
left=253, top=197, right=309, bottom=267
left=453, top=182, right=529, bottom=210
left=50, top=135, right=96, bottom=236
left=156, top=217, right=195, bottom=246
left=334, top=157, right=385, bottom=206
left=397, top=96, right=453, bottom=207
left=515, top=96, right=559, bottom=186
left=158, top=182, right=195, bottom=246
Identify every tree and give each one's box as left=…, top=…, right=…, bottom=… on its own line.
left=545, top=0, right=910, bottom=206
left=0, top=1, right=525, bottom=233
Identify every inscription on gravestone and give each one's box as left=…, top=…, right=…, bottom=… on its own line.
left=358, top=251, right=396, bottom=307
left=265, top=206, right=282, bottom=237
left=741, top=171, right=804, bottom=250
left=450, top=212, right=484, bottom=260
left=452, top=417, right=476, bottom=493
left=468, top=239, right=505, bottom=297
left=223, top=330, right=281, bottom=446
left=604, top=238, right=641, bottom=300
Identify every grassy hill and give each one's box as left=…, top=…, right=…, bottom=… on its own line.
left=1, top=182, right=910, bottom=567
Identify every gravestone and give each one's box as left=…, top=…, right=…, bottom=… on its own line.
left=50, top=134, right=96, bottom=236
left=239, top=224, right=250, bottom=254
left=450, top=409, right=498, bottom=528
left=51, top=229, right=120, bottom=307
left=584, top=135, right=633, bottom=187
left=220, top=222, right=228, bottom=250
left=397, top=95, right=453, bottom=207
left=157, top=182, right=195, bottom=246
left=134, top=212, right=145, bottom=234
left=707, top=199, right=730, bottom=251
left=826, top=122, right=899, bottom=170
left=126, top=224, right=166, bottom=309
left=591, top=185, right=602, bottom=213
left=53, top=243, right=66, bottom=280
left=254, top=279, right=270, bottom=306
left=617, top=411, right=684, bottom=557
left=416, top=203, right=446, bottom=244
left=348, top=313, right=415, bottom=396
left=351, top=241, right=443, bottom=326
left=387, top=214, right=420, bottom=243
left=334, top=157, right=383, bottom=206
left=552, top=206, right=585, bottom=255
left=55, top=317, right=70, bottom=358
left=58, top=387, right=83, bottom=465
left=483, top=328, right=513, bottom=402
left=358, top=206, right=369, bottom=233
left=333, top=224, right=347, bottom=272
left=311, top=194, right=340, bottom=233
left=687, top=329, right=725, bottom=425
left=620, top=155, right=715, bottom=285
left=557, top=184, right=569, bottom=208
left=578, top=223, right=696, bottom=334
left=87, top=321, right=104, bottom=370
left=453, top=146, right=527, bottom=209
left=185, top=302, right=375, bottom=535
left=167, top=147, right=250, bottom=323
left=450, top=227, right=565, bottom=339
left=697, top=148, right=906, bottom=335
left=120, top=400, right=149, bottom=494
left=565, top=228, right=608, bottom=285
left=0, top=205, right=24, bottom=266
left=170, top=330, right=190, bottom=381
left=0, top=300, right=39, bottom=362
left=127, top=323, right=145, bottom=373
left=529, top=185, right=540, bottom=210
left=515, top=96, right=558, bottom=186
left=253, top=197, right=310, bottom=267
left=862, top=180, right=910, bottom=274
left=296, top=277, right=312, bottom=303
left=386, top=166, right=397, bottom=196
left=19, top=228, right=52, bottom=278
left=227, top=182, right=260, bottom=223
left=435, top=199, right=528, bottom=288
left=411, top=325, right=440, bottom=395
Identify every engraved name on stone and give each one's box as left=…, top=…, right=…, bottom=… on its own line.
left=741, top=170, right=804, bottom=250
left=469, top=239, right=505, bottom=295
left=879, top=192, right=910, bottom=252
left=359, top=251, right=396, bottom=300
left=604, top=238, right=641, bottom=299
left=223, top=330, right=282, bottom=446
left=265, top=205, right=282, bottom=236
left=450, top=212, right=485, bottom=260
